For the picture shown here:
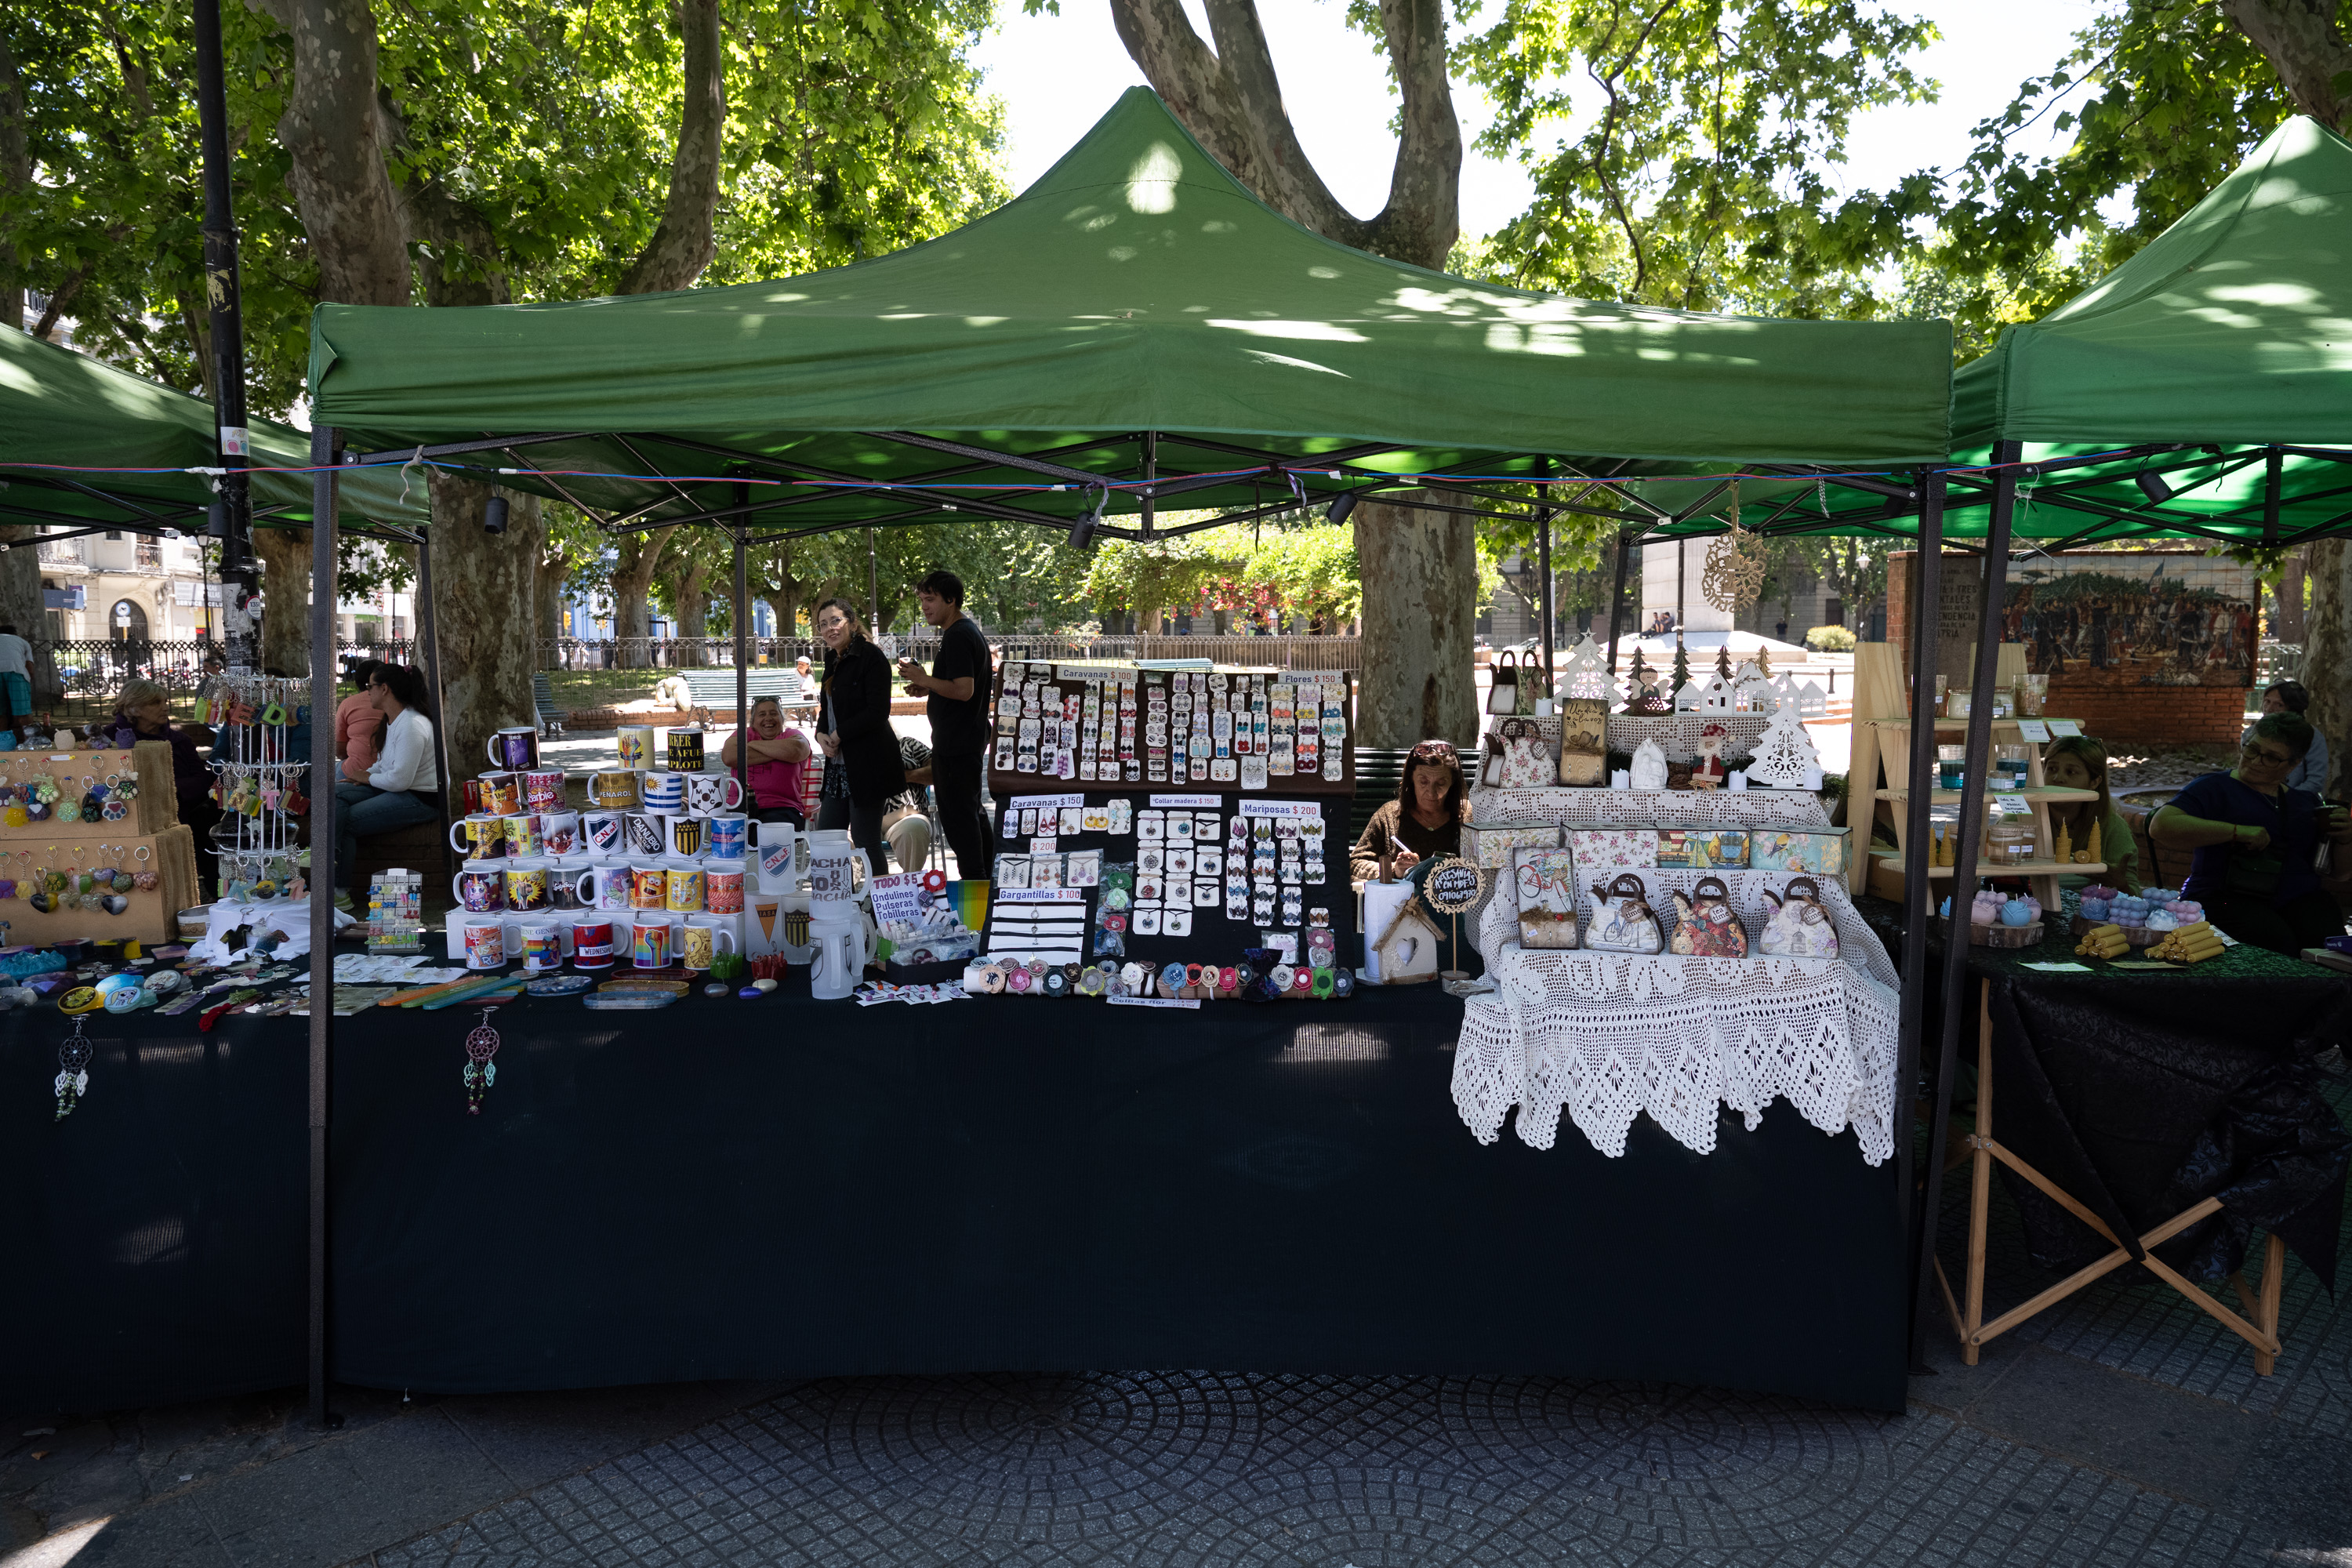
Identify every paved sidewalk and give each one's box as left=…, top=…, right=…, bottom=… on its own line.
left=11, top=1090, right=2346, bottom=1567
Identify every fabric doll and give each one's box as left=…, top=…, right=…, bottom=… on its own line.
left=1690, top=722, right=1730, bottom=789
left=1759, top=877, right=1840, bottom=959
left=1668, top=876, right=1748, bottom=957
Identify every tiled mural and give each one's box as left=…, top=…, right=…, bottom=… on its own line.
left=2003, top=550, right=2257, bottom=688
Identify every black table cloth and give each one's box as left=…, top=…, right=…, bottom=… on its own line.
left=1857, top=895, right=2351, bottom=1288
left=4, top=980, right=1908, bottom=1414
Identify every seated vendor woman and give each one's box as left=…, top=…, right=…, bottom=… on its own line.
left=2042, top=735, right=2141, bottom=893
left=2150, top=711, right=2352, bottom=954
left=721, top=695, right=811, bottom=827
left=1351, top=739, right=1469, bottom=882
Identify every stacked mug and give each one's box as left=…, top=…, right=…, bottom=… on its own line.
left=593, top=719, right=753, bottom=963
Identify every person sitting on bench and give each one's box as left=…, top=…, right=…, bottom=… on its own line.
left=332, top=663, right=442, bottom=909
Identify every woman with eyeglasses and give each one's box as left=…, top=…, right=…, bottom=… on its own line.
left=809, top=597, right=906, bottom=872
left=2151, top=711, right=2352, bottom=953
left=2238, top=680, right=2328, bottom=795
left=1350, top=739, right=1469, bottom=884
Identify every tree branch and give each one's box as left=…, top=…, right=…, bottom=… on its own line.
left=615, top=0, right=726, bottom=296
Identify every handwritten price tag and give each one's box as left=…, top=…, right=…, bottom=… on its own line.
left=2047, top=719, right=2082, bottom=739
left=2015, top=720, right=2051, bottom=743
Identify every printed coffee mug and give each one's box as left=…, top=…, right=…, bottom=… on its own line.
left=640, top=771, right=687, bottom=814
left=615, top=725, right=655, bottom=771
left=662, top=813, right=706, bottom=859
left=589, top=769, right=641, bottom=810
left=622, top=811, right=665, bottom=858
left=781, top=907, right=811, bottom=949
left=522, top=768, right=566, bottom=811
left=547, top=858, right=593, bottom=910
left=520, top=920, right=563, bottom=975
left=629, top=862, right=669, bottom=911
left=572, top=919, right=615, bottom=971
left=462, top=916, right=506, bottom=971
left=583, top=810, right=626, bottom=854
left=478, top=771, right=523, bottom=816
left=485, top=726, right=538, bottom=771
left=704, top=859, right=746, bottom=914
left=502, top=812, right=544, bottom=859
left=448, top=813, right=507, bottom=858
left=503, top=857, right=551, bottom=913
left=664, top=858, right=706, bottom=914
left=680, top=922, right=718, bottom=973
left=457, top=779, right=486, bottom=817
left=451, top=858, right=506, bottom=913
left=539, top=810, right=582, bottom=856
left=630, top=916, right=670, bottom=969
left=705, top=814, right=748, bottom=862
left=666, top=724, right=706, bottom=773
left=593, top=861, right=636, bottom=913
left=683, top=773, right=745, bottom=817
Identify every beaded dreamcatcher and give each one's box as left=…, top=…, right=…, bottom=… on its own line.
left=463, top=1009, right=500, bottom=1115
left=1701, top=484, right=1769, bottom=612
left=55, top=1016, right=92, bottom=1120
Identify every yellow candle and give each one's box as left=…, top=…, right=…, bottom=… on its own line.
left=2087, top=819, right=2101, bottom=864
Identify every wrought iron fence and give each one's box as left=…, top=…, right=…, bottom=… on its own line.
left=31, top=638, right=419, bottom=705
left=539, top=633, right=1362, bottom=673
left=2257, top=639, right=2303, bottom=685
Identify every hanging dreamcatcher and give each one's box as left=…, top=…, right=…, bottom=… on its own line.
left=1701, top=482, right=1769, bottom=613
left=463, top=1008, right=500, bottom=1115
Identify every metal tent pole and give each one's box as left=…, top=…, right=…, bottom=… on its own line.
left=306, top=424, right=340, bottom=1430
left=1910, top=440, right=2020, bottom=1366
left=415, top=526, right=451, bottom=845
left=1536, top=457, right=1555, bottom=684
left=1897, top=470, right=1947, bottom=1367
left=866, top=527, right=880, bottom=631
left=734, top=485, right=750, bottom=802
left=1604, top=526, right=1634, bottom=675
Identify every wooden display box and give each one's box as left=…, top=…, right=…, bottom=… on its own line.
left=0, top=742, right=198, bottom=946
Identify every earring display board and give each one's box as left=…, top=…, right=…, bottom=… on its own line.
left=993, top=788, right=1356, bottom=975
left=987, top=662, right=1356, bottom=799
left=0, top=823, right=198, bottom=946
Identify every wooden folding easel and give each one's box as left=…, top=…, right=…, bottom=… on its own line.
left=1936, top=982, right=2288, bottom=1371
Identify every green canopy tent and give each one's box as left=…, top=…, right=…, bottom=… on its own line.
left=0, top=325, right=428, bottom=540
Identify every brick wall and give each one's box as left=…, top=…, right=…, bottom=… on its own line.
left=1886, top=550, right=2247, bottom=751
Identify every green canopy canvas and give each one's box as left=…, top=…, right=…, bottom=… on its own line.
left=1642, top=116, right=2352, bottom=547
left=305, top=88, right=1951, bottom=540
left=0, top=326, right=427, bottom=535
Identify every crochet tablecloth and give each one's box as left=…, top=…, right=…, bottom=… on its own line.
left=1451, top=789, right=1897, bottom=1166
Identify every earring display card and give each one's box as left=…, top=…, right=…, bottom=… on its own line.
left=990, top=664, right=1352, bottom=798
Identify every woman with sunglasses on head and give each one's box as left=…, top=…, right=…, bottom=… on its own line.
left=1350, top=739, right=1470, bottom=884
left=809, top=597, right=906, bottom=872
left=2151, top=711, right=2352, bottom=953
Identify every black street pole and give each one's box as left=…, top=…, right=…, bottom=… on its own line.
left=192, top=0, right=259, bottom=669
left=1535, top=457, right=1555, bottom=686
left=1604, top=526, right=1635, bottom=676
left=306, top=425, right=340, bottom=1430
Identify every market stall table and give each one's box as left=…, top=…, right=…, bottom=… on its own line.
left=2, top=974, right=1908, bottom=1414
left=1855, top=895, right=2351, bottom=1370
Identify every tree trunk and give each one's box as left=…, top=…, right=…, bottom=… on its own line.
left=254, top=524, right=312, bottom=673
left=2303, top=537, right=2349, bottom=798
left=427, top=474, right=543, bottom=775
left=2221, top=0, right=2352, bottom=126
left=0, top=33, right=26, bottom=335
left=670, top=560, right=713, bottom=662
left=274, top=0, right=412, bottom=307
left=2275, top=546, right=2308, bottom=644
left=1354, top=494, right=1479, bottom=748
left=615, top=0, right=726, bottom=295
left=609, top=535, right=666, bottom=662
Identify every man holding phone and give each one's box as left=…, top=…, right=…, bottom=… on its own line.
left=897, top=570, right=993, bottom=878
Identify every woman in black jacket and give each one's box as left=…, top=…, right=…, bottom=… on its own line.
left=811, top=597, right=907, bottom=871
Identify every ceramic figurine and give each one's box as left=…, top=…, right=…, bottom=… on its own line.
left=1690, top=722, right=1730, bottom=789
left=1629, top=737, right=1668, bottom=791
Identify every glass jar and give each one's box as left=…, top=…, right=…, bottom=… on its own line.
left=2017, top=673, right=2049, bottom=716
left=1987, top=803, right=2038, bottom=866
left=1993, top=744, right=2034, bottom=789
left=1937, top=744, right=1968, bottom=790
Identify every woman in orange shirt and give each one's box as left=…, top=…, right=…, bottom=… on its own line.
left=334, top=659, right=386, bottom=785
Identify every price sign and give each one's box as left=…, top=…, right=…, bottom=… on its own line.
left=1421, top=855, right=1486, bottom=916
left=2047, top=719, right=2082, bottom=738
left=2015, top=720, right=2051, bottom=743
left=1994, top=793, right=2031, bottom=817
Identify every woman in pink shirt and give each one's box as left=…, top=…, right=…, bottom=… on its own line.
left=720, top=695, right=812, bottom=826
left=335, top=659, right=386, bottom=784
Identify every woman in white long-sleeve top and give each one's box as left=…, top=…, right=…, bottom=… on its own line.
left=332, top=663, right=443, bottom=909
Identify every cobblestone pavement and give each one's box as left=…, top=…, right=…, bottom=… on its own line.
left=13, top=1089, right=2347, bottom=1568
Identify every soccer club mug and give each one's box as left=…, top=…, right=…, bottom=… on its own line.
left=662, top=813, right=706, bottom=859
left=589, top=769, right=642, bottom=811
left=640, top=771, right=687, bottom=814
left=485, top=726, right=539, bottom=771
left=583, top=809, right=626, bottom=855
left=682, top=772, right=744, bottom=817
left=622, top=811, right=666, bottom=858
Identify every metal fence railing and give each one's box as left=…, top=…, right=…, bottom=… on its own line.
left=539, top=633, right=1363, bottom=673
left=31, top=639, right=420, bottom=705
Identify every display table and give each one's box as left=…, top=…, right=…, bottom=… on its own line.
left=2, top=979, right=1910, bottom=1413
left=1451, top=788, right=1896, bottom=1166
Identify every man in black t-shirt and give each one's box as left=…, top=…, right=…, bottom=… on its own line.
left=898, top=569, right=993, bottom=878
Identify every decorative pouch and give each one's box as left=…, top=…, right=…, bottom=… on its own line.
left=1486, top=650, right=1519, bottom=714
left=1495, top=718, right=1552, bottom=789
left=1583, top=873, right=1662, bottom=954
left=1759, top=876, right=1840, bottom=959
left=1669, top=875, right=1748, bottom=957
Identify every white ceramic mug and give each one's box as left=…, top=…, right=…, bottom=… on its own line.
left=641, top=771, right=687, bottom=813
left=461, top=916, right=507, bottom=970
left=704, top=814, right=749, bottom=862
left=583, top=809, right=626, bottom=855
left=590, top=859, right=634, bottom=913
left=539, top=809, right=583, bottom=857
left=662, top=813, right=707, bottom=859
left=451, top=858, right=506, bottom=913
left=681, top=914, right=738, bottom=972
left=805, top=833, right=871, bottom=914
left=616, top=725, right=655, bottom=771
left=485, top=726, right=538, bottom=771
left=621, top=811, right=666, bottom=858
left=703, top=858, right=746, bottom=914
left=683, top=773, right=745, bottom=816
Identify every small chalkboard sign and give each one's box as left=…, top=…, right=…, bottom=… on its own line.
left=1421, top=856, right=1486, bottom=915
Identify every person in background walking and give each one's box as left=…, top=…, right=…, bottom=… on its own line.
left=2241, top=680, right=2330, bottom=795
left=0, top=622, right=33, bottom=739
left=896, top=569, right=993, bottom=879
left=336, top=658, right=386, bottom=784
left=811, top=597, right=904, bottom=872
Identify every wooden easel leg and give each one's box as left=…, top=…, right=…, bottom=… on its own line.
left=2257, top=1232, right=2285, bottom=1375
left=1962, top=980, right=1994, bottom=1365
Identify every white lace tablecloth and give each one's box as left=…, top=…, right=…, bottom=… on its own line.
left=1466, top=785, right=1825, bottom=830
left=1450, top=793, right=1896, bottom=1167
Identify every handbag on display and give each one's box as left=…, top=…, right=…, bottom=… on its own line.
left=1495, top=718, right=1552, bottom=789
left=1759, top=876, right=1840, bottom=958
left=1486, top=650, right=1519, bottom=715
left=1513, top=845, right=1579, bottom=949
left=1668, top=875, right=1749, bottom=957
left=1584, top=873, right=1663, bottom=953
left=1516, top=660, right=1547, bottom=717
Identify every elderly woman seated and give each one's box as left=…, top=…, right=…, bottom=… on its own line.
left=2151, top=710, right=2352, bottom=953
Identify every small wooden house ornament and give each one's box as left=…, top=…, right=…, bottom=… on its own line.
left=1369, top=898, right=1445, bottom=984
